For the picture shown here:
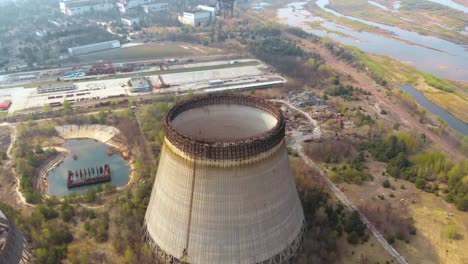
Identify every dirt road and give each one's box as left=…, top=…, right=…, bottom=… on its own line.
left=297, top=146, right=409, bottom=264
left=293, top=37, right=464, bottom=159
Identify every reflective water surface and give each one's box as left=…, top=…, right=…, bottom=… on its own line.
left=48, top=139, right=130, bottom=197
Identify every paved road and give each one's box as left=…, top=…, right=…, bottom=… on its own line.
left=277, top=101, right=409, bottom=264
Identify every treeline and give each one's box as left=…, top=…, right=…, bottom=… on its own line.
left=14, top=122, right=59, bottom=203
left=99, top=102, right=172, bottom=262
left=292, top=157, right=374, bottom=262
left=0, top=199, right=74, bottom=263
left=324, top=83, right=370, bottom=101
left=297, top=189, right=369, bottom=263
left=246, top=27, right=336, bottom=87
left=285, top=27, right=320, bottom=41
left=183, top=21, right=338, bottom=88
left=324, top=42, right=389, bottom=87
left=366, top=134, right=468, bottom=211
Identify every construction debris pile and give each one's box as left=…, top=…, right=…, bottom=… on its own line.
left=282, top=90, right=326, bottom=108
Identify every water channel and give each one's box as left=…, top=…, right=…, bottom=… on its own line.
left=277, top=1, right=468, bottom=81
left=48, top=139, right=131, bottom=197
left=277, top=1, right=467, bottom=134
left=426, top=0, right=468, bottom=13
left=400, top=85, right=468, bottom=135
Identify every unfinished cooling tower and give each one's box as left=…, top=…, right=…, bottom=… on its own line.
left=0, top=210, right=32, bottom=264
left=144, top=95, right=305, bottom=264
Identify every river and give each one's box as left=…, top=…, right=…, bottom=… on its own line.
left=48, top=139, right=131, bottom=197
left=400, top=85, right=468, bottom=135
left=277, top=1, right=468, bottom=81
left=426, top=0, right=468, bottom=13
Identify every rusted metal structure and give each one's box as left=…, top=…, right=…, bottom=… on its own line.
left=0, top=211, right=32, bottom=264
left=67, top=164, right=111, bottom=189
left=217, top=0, right=234, bottom=17
left=144, top=95, right=305, bottom=264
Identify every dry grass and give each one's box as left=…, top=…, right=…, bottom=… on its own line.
left=77, top=43, right=220, bottom=64
left=407, top=193, right=468, bottom=264
left=336, top=234, right=392, bottom=263
left=334, top=157, right=468, bottom=264
left=77, top=43, right=192, bottom=63
left=367, top=54, right=468, bottom=123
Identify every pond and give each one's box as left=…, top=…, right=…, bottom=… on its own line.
left=48, top=139, right=131, bottom=197
left=400, top=84, right=468, bottom=135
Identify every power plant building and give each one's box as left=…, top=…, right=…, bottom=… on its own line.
left=144, top=95, right=305, bottom=264
left=130, top=77, right=151, bottom=92
left=118, top=0, right=168, bottom=13
left=59, top=0, right=117, bottom=16
left=197, top=5, right=217, bottom=16
left=178, top=11, right=212, bottom=26
left=68, top=40, right=121, bottom=56
left=37, top=84, right=77, bottom=94
left=0, top=210, right=32, bottom=264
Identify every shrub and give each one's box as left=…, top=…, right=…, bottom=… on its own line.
left=382, top=179, right=391, bottom=188
left=415, top=178, right=425, bottom=189
left=347, top=231, right=359, bottom=244
left=446, top=225, right=457, bottom=239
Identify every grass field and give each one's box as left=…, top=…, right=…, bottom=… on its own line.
left=407, top=192, right=468, bottom=264
left=76, top=43, right=221, bottom=64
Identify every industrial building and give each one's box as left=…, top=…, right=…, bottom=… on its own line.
left=129, top=77, right=151, bottom=92
left=143, top=2, right=169, bottom=12
left=0, top=210, right=32, bottom=264
left=37, top=84, right=77, bottom=94
left=68, top=40, right=121, bottom=56
left=178, top=11, right=212, bottom=26
left=59, top=0, right=117, bottom=16
left=144, top=95, right=305, bottom=264
left=0, top=101, right=12, bottom=111
left=118, top=0, right=168, bottom=13
left=197, top=5, right=217, bottom=16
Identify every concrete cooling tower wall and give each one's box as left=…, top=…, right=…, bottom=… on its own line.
left=0, top=210, right=32, bottom=264
left=144, top=95, right=305, bottom=264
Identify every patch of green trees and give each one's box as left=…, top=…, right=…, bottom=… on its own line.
left=366, top=134, right=468, bottom=211
left=14, top=122, right=58, bottom=203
